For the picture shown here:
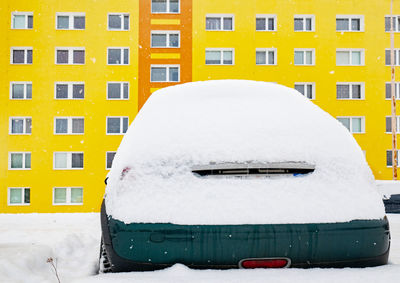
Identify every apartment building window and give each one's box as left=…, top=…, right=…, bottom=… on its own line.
left=8, top=188, right=30, bottom=206
left=9, top=152, right=31, bottom=170
left=336, top=49, right=364, bottom=66
left=11, top=12, right=33, bottom=29
left=151, top=0, right=179, bottom=13
left=385, top=16, right=400, bottom=32
left=150, top=65, right=180, bottom=82
left=385, top=82, right=400, bottom=99
left=386, top=116, right=400, bottom=133
left=387, top=150, right=399, bottom=167
left=336, top=15, right=363, bottom=31
left=10, top=117, right=31, bottom=134
left=256, top=15, right=276, bottom=31
left=54, top=117, right=84, bottom=134
left=294, top=49, right=314, bottom=65
left=11, top=47, right=32, bottom=64
left=294, top=83, right=315, bottom=99
left=107, top=117, right=129, bottom=134
left=107, top=48, right=129, bottom=65
left=336, top=83, right=364, bottom=99
left=53, top=187, right=83, bottom=205
left=294, top=15, right=314, bottom=31
left=256, top=48, right=276, bottom=65
left=108, top=13, right=129, bottom=30
left=55, top=82, right=84, bottom=99
left=151, top=31, right=180, bottom=48
left=107, top=82, right=129, bottom=99
left=106, top=152, right=116, bottom=169
left=56, top=13, right=85, bottom=30
left=205, top=49, right=234, bottom=65
left=54, top=152, right=84, bottom=169
left=385, top=49, right=400, bottom=66
left=206, top=15, right=234, bottom=31
left=10, top=82, right=32, bottom=99
left=56, top=48, right=85, bottom=64
left=337, top=117, right=365, bottom=133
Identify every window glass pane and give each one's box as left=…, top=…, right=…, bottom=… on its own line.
left=109, top=15, right=121, bottom=29
left=107, top=152, right=116, bottom=169
left=55, top=153, right=67, bottom=168
left=294, top=84, right=305, bottom=95
left=13, top=15, right=26, bottom=28
left=152, top=0, right=166, bottom=12
left=26, top=118, right=32, bottom=134
left=74, top=16, right=85, bottom=29
left=108, top=49, right=121, bottom=64
left=27, top=15, right=33, bottom=29
left=57, top=50, right=69, bottom=64
left=56, top=84, right=68, bottom=99
left=24, top=188, right=30, bottom=204
left=12, top=119, right=24, bottom=133
left=57, top=16, right=69, bottom=29
left=169, top=0, right=179, bottom=12
left=123, top=83, right=129, bottom=99
left=123, top=49, right=129, bottom=64
left=12, top=84, right=25, bottom=99
left=385, top=50, right=392, bottom=66
left=151, top=67, right=166, bottom=81
left=351, top=19, right=360, bottom=31
left=206, top=51, right=221, bottom=64
left=306, top=85, right=313, bottom=99
left=13, top=50, right=25, bottom=63
left=73, top=84, right=84, bottom=99
left=386, top=83, right=392, bottom=99
left=294, top=51, right=304, bottom=64
left=336, top=51, right=350, bottom=65
left=387, top=150, right=393, bottom=167
left=25, top=153, right=31, bottom=168
left=124, top=15, right=129, bottom=30
left=27, top=50, right=32, bottom=63
left=352, top=85, right=361, bottom=99
left=336, top=19, right=349, bottom=31
left=54, top=188, right=66, bottom=203
left=337, top=85, right=350, bottom=99
left=72, top=119, right=84, bottom=134
left=206, top=18, right=220, bottom=30
left=385, top=17, right=391, bottom=32
left=26, top=84, right=32, bottom=99
left=223, top=51, right=233, bottom=64
left=107, top=118, right=121, bottom=133
left=56, top=119, right=68, bottom=133
left=294, top=18, right=303, bottom=30
left=268, top=51, right=275, bottom=64
left=351, top=118, right=362, bottom=133
left=152, top=34, right=167, bottom=47
left=169, top=67, right=179, bottom=81
left=256, top=51, right=266, bottom=64
left=386, top=117, right=392, bottom=132
left=305, top=18, right=312, bottom=30
left=351, top=51, right=361, bottom=65
left=11, top=153, right=23, bottom=168
left=305, top=51, right=312, bottom=64
left=71, top=188, right=83, bottom=203
left=10, top=189, right=22, bottom=204
left=123, top=118, right=129, bottom=133
left=268, top=18, right=274, bottom=30
left=169, top=34, right=179, bottom=47
left=223, top=18, right=233, bottom=30
left=71, top=153, right=83, bottom=168
left=337, top=118, right=350, bottom=131
left=108, top=83, right=121, bottom=99
left=256, top=18, right=266, bottom=30
left=73, top=50, right=84, bottom=64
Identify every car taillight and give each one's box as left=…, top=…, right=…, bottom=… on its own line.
left=120, top=167, right=131, bottom=180
left=239, top=258, right=290, bottom=269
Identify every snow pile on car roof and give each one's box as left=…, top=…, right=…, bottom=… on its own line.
left=105, top=80, right=384, bottom=225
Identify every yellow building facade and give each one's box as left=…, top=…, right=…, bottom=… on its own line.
left=1, top=0, right=399, bottom=212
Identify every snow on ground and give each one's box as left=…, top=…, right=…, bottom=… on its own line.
left=1, top=213, right=400, bottom=283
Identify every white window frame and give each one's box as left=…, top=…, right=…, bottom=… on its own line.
left=8, top=152, right=31, bottom=170
left=52, top=187, right=83, bottom=205
left=106, top=151, right=117, bottom=170
left=55, top=12, right=86, bottom=30
left=294, top=83, right=315, bottom=100
left=106, top=116, right=129, bottom=135
left=54, top=82, right=85, bottom=100
left=387, top=150, right=400, bottom=167
left=205, top=48, right=235, bottom=65
left=151, top=30, right=180, bottom=48
left=10, top=47, right=32, bottom=64
left=205, top=14, right=235, bottom=31
left=107, top=47, right=130, bottom=65
left=10, top=82, right=32, bottom=100
left=54, top=117, right=84, bottom=135
left=107, top=82, right=130, bottom=100
left=336, top=116, right=365, bottom=133
left=151, top=0, right=180, bottom=14
left=385, top=82, right=400, bottom=100
left=8, top=187, right=30, bottom=206
left=336, top=15, right=364, bottom=32
left=255, top=14, right=277, bottom=31
left=336, top=82, right=365, bottom=100
left=294, top=15, right=315, bottom=32
left=150, top=65, right=180, bottom=82
left=336, top=49, right=365, bottom=66
left=294, top=48, right=315, bottom=66
left=9, top=117, right=32, bottom=135
left=53, top=152, right=84, bottom=170
left=385, top=49, right=400, bottom=66
left=107, top=13, right=130, bottom=31
left=11, top=12, right=33, bottom=29
left=385, top=116, right=400, bottom=133
left=255, top=48, right=277, bottom=65
left=385, top=15, right=400, bottom=32
left=55, top=47, right=85, bottom=65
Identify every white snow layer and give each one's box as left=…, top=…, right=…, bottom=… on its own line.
left=105, top=80, right=385, bottom=225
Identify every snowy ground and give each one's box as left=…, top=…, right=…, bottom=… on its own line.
left=1, top=214, right=400, bottom=283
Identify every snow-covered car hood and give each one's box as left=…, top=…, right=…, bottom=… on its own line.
left=105, top=80, right=385, bottom=225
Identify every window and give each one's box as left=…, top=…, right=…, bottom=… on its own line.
left=294, top=83, right=315, bottom=99
left=256, top=14, right=276, bottom=31
left=10, top=117, right=31, bottom=134
left=336, top=49, right=364, bottom=66
left=337, top=117, right=365, bottom=133
left=11, top=47, right=32, bottom=64
left=385, top=116, right=400, bottom=133
left=294, top=49, right=314, bottom=65
left=107, top=117, right=129, bottom=134
left=11, top=12, right=33, bottom=29
left=54, top=152, right=84, bottom=169
left=294, top=15, right=314, bottom=31
left=385, top=82, right=400, bottom=99
left=55, top=82, right=84, bottom=99
left=10, top=82, right=32, bottom=99
left=150, top=65, right=180, bottom=82
left=336, top=15, right=363, bottom=31
left=151, top=31, right=180, bottom=48
left=205, top=49, right=234, bottom=65
left=107, top=82, right=129, bottom=99
left=106, top=152, right=116, bottom=169
left=336, top=83, right=364, bottom=99
left=108, top=13, right=129, bottom=30
left=53, top=187, right=83, bottom=205
left=107, top=48, right=129, bottom=65
left=385, top=16, right=400, bottom=32
left=56, top=13, right=85, bottom=30
left=387, top=150, right=399, bottom=167
left=206, top=15, right=234, bottom=31
left=385, top=49, right=400, bottom=66
left=8, top=188, right=30, bottom=206
left=55, top=48, right=85, bottom=64
left=256, top=48, right=276, bottom=65
left=9, top=152, right=31, bottom=170
left=151, top=0, right=179, bottom=13
left=54, top=117, right=84, bottom=134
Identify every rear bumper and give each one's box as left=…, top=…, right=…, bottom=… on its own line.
left=101, top=200, right=390, bottom=272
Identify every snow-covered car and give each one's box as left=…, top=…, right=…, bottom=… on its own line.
left=100, top=80, right=390, bottom=272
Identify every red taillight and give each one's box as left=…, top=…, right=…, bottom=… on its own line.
left=240, top=258, right=289, bottom=269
